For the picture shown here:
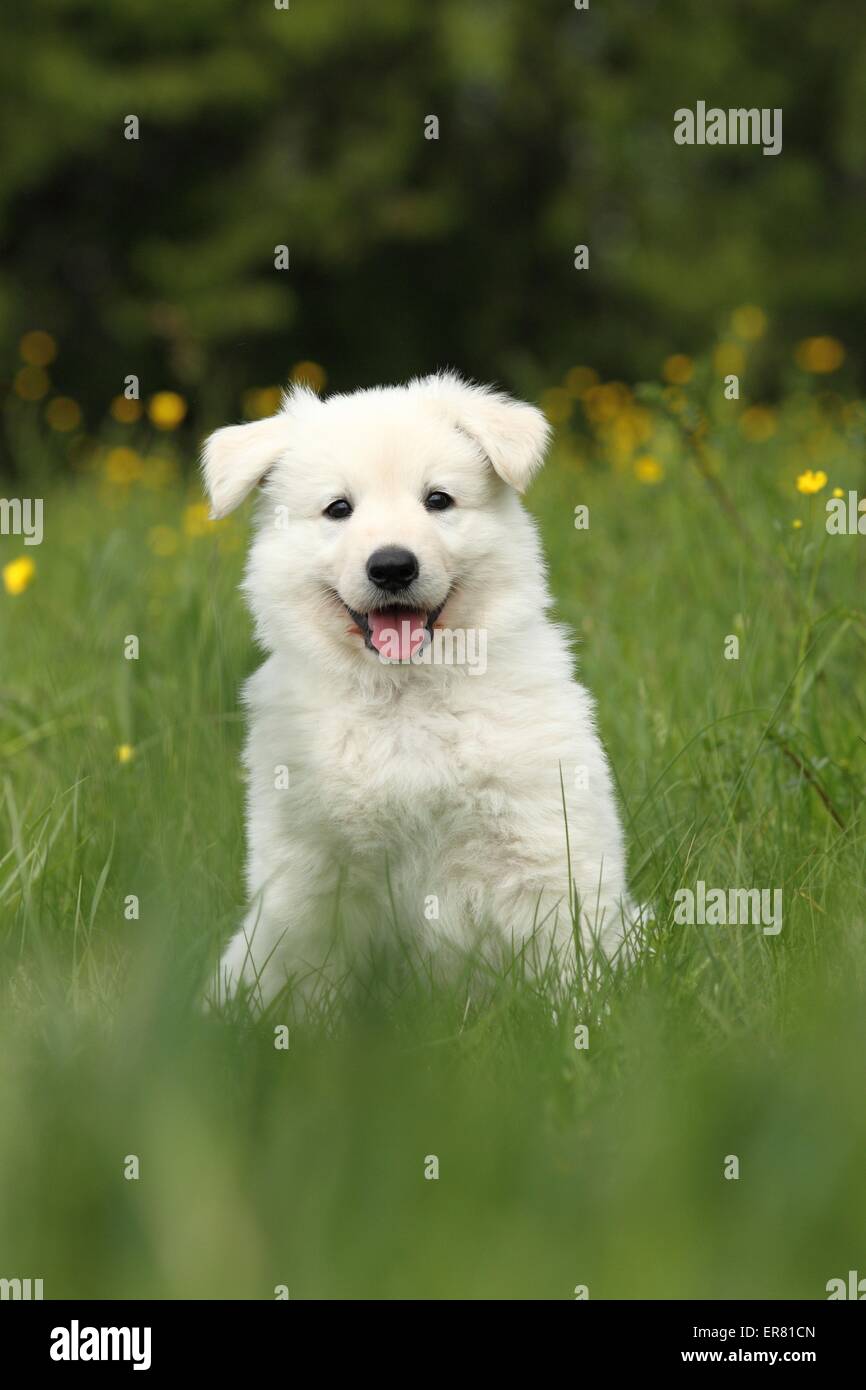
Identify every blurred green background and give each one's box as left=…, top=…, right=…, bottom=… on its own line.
left=1, top=0, right=865, bottom=1301
left=1, top=0, right=865, bottom=461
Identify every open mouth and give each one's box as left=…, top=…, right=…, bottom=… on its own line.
left=342, top=597, right=448, bottom=661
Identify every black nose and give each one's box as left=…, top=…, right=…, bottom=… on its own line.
left=366, top=545, right=419, bottom=591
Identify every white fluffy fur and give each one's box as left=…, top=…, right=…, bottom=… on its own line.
left=202, top=373, right=635, bottom=1008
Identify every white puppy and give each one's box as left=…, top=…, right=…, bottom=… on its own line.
left=202, top=372, right=635, bottom=1009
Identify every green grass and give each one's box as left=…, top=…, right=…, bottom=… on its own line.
left=1, top=383, right=865, bottom=1299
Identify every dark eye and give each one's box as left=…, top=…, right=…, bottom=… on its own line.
left=425, top=491, right=454, bottom=512
left=323, top=498, right=352, bottom=520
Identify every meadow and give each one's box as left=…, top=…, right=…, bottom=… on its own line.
left=1, top=322, right=865, bottom=1299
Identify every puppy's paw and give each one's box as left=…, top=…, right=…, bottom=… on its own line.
left=203, top=927, right=268, bottom=1014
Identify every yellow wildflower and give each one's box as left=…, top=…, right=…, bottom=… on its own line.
left=290, top=361, right=327, bottom=393
left=148, top=391, right=187, bottom=430
left=731, top=306, right=767, bottom=341
left=116, top=744, right=135, bottom=764
left=242, top=386, right=283, bottom=420
left=634, top=455, right=663, bottom=484
left=663, top=354, right=693, bottom=385
left=183, top=502, right=216, bottom=537
left=739, top=406, right=777, bottom=442
left=796, top=469, right=828, bottom=495
left=607, top=415, right=639, bottom=463
left=105, top=447, right=143, bottom=484
left=45, top=397, right=82, bottom=432
left=19, top=330, right=57, bottom=366
left=111, top=396, right=143, bottom=424
left=795, top=337, right=845, bottom=374
left=584, top=382, right=631, bottom=424
left=14, top=366, right=49, bottom=401
left=2, top=556, right=36, bottom=595
left=713, top=342, right=745, bottom=376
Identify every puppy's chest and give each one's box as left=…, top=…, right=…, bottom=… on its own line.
left=307, top=696, right=489, bottom=845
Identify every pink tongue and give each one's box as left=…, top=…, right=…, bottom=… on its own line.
left=368, top=609, right=427, bottom=660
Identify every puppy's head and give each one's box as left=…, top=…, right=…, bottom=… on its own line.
left=201, top=372, right=550, bottom=669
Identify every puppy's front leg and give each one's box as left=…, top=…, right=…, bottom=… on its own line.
left=212, top=847, right=340, bottom=1013
left=484, top=865, right=635, bottom=991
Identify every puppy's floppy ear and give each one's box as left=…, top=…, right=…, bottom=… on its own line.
left=201, top=399, right=302, bottom=519
left=422, top=371, right=551, bottom=493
